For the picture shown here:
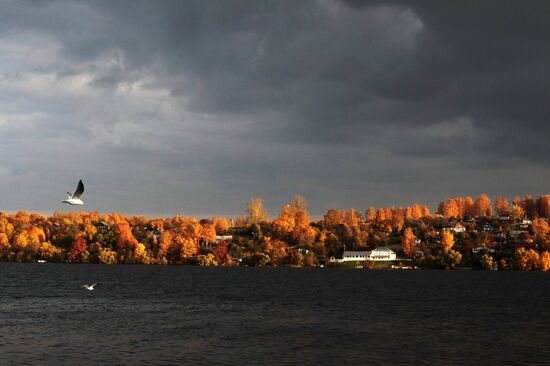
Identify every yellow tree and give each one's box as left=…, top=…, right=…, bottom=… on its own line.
left=158, top=231, right=173, bottom=259
left=411, top=204, right=423, bottom=220
left=247, top=197, right=269, bottom=224
left=0, top=233, right=9, bottom=251
left=116, top=221, right=138, bottom=250
left=510, top=204, right=525, bottom=219
left=324, top=209, right=345, bottom=227
left=272, top=206, right=295, bottom=236
left=444, top=199, right=460, bottom=219
left=174, top=236, right=198, bottom=260
left=98, top=247, right=118, bottom=264
left=515, top=248, right=540, bottom=271
left=402, top=228, right=416, bottom=256
left=474, top=194, right=492, bottom=217
left=464, top=196, right=475, bottom=216
left=133, top=243, right=149, bottom=264
left=200, top=223, right=217, bottom=244
left=375, top=208, right=386, bottom=223
left=494, top=197, right=510, bottom=215
left=531, top=219, right=550, bottom=241
left=541, top=251, right=550, bottom=271
left=441, top=230, right=455, bottom=252
left=212, top=217, right=230, bottom=233
left=366, top=207, right=375, bottom=221
left=38, top=241, right=61, bottom=262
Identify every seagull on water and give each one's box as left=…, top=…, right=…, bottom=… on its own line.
left=82, top=283, right=98, bottom=291
left=62, top=180, right=85, bottom=205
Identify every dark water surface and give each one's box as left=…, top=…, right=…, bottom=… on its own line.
left=0, top=264, right=548, bottom=365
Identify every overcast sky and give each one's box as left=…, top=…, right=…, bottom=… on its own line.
left=0, top=0, right=549, bottom=217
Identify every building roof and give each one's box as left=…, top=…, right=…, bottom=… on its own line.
left=372, top=247, right=395, bottom=253
left=342, top=250, right=371, bottom=255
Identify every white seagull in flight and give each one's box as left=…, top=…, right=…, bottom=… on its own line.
left=82, top=283, right=98, bottom=291
left=62, top=180, right=85, bottom=205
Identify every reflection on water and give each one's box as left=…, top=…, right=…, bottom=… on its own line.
left=0, top=264, right=548, bottom=365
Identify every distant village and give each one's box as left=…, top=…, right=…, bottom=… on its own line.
left=0, top=194, right=549, bottom=270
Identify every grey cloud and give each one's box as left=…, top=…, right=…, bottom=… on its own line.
left=0, top=0, right=548, bottom=216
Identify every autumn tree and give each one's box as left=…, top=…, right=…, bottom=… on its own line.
left=116, top=221, right=138, bottom=251
left=441, top=230, right=455, bottom=252
left=536, top=195, right=550, bottom=218
left=375, top=208, right=386, bottom=223
left=443, top=199, right=461, bottom=219
left=212, top=217, right=230, bottom=234
left=514, top=248, right=540, bottom=271
left=480, top=254, right=498, bottom=270
left=324, top=209, right=345, bottom=227
left=441, top=250, right=462, bottom=269
left=171, top=236, right=198, bottom=262
left=473, top=194, right=492, bottom=217
left=247, top=197, right=269, bottom=224
left=401, top=227, right=416, bottom=256
left=366, top=207, right=375, bottom=221
left=531, top=219, right=550, bottom=241
left=541, top=251, right=550, bottom=271
left=344, top=208, right=360, bottom=227
left=98, top=247, right=117, bottom=264
left=132, top=243, right=150, bottom=264
left=521, top=195, right=536, bottom=219
left=69, top=235, right=88, bottom=263
left=464, top=197, right=475, bottom=217
left=200, top=222, right=217, bottom=244
left=494, top=197, right=510, bottom=215
left=38, top=241, right=62, bottom=262
left=510, top=204, right=525, bottom=219
left=410, top=204, right=425, bottom=220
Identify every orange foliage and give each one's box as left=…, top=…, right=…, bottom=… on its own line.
left=473, top=194, right=492, bottom=217
left=324, top=209, right=345, bottom=227
left=158, top=231, right=173, bottom=258
left=247, top=197, right=269, bottom=224
left=116, top=221, right=138, bottom=250
left=531, top=219, right=550, bottom=240
left=366, top=207, right=375, bottom=221
left=494, top=197, right=510, bottom=215
left=515, top=248, right=540, bottom=271
left=200, top=223, right=217, bottom=243
left=402, top=228, right=416, bottom=256
left=375, top=208, right=386, bottom=222
left=212, top=217, right=230, bottom=233
left=541, top=251, right=550, bottom=271
left=536, top=195, right=550, bottom=218
left=441, top=230, right=454, bottom=252
left=173, top=236, right=198, bottom=260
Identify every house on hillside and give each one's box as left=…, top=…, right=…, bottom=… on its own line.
left=335, top=247, right=397, bottom=262
left=340, top=251, right=371, bottom=262
left=442, top=222, right=466, bottom=233
left=481, top=223, right=494, bottom=232
left=95, top=221, right=110, bottom=231
left=368, top=247, right=397, bottom=261
left=499, top=215, right=511, bottom=222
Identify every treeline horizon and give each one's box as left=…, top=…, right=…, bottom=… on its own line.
left=0, top=193, right=549, bottom=270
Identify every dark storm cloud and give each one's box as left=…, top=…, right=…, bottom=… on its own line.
left=0, top=0, right=548, bottom=216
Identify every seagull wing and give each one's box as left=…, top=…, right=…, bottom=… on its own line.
left=73, top=180, right=84, bottom=198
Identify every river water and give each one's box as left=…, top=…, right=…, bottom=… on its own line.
left=0, top=263, right=548, bottom=365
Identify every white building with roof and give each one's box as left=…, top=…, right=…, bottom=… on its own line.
left=334, top=247, right=396, bottom=262
left=368, top=247, right=396, bottom=261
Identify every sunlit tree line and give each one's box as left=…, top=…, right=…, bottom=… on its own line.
left=0, top=193, right=549, bottom=270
